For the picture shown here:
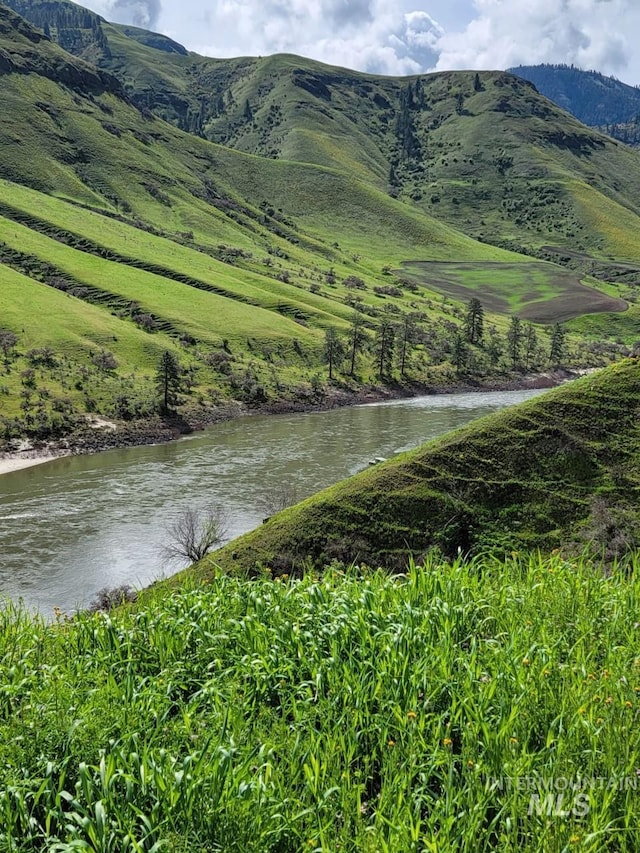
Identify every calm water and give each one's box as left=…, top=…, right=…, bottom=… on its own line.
left=0, top=388, right=545, bottom=614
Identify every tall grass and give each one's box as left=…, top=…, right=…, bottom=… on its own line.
left=1, top=552, right=639, bottom=851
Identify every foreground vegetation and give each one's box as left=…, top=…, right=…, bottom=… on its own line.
left=1, top=554, right=639, bottom=851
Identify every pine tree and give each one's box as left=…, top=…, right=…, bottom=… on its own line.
left=452, top=332, right=467, bottom=375
left=464, top=298, right=484, bottom=345
left=323, top=328, right=344, bottom=381
left=347, top=312, right=368, bottom=377
left=523, top=323, right=539, bottom=369
left=486, top=329, right=503, bottom=368
left=507, top=316, right=523, bottom=368
left=375, top=320, right=395, bottom=378
left=397, top=314, right=417, bottom=377
left=550, top=323, right=567, bottom=366
left=155, top=351, right=181, bottom=413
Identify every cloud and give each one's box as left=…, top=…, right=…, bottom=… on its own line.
left=79, top=0, right=640, bottom=83
left=189, top=2, right=444, bottom=75
left=93, top=0, right=162, bottom=29
left=436, top=0, right=638, bottom=76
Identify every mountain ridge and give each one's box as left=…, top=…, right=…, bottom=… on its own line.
left=1, top=1, right=640, bottom=445
left=509, top=63, right=640, bottom=147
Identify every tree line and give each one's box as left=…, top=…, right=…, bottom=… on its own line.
left=321, top=299, right=568, bottom=382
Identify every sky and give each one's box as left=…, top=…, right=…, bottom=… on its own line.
left=82, top=0, right=640, bottom=84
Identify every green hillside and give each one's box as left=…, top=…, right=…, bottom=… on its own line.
left=2, top=2, right=640, bottom=444
left=8, top=0, right=640, bottom=266
left=192, top=359, right=640, bottom=578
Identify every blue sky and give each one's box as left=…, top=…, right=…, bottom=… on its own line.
left=82, top=0, right=640, bottom=84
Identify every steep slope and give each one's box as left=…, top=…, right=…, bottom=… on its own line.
left=196, top=360, right=640, bottom=577
left=509, top=63, right=640, bottom=143
left=2, top=2, right=640, bottom=445
left=5, top=4, right=575, bottom=442
left=8, top=1, right=640, bottom=268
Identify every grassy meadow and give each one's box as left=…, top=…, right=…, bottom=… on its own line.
left=1, top=554, right=639, bottom=851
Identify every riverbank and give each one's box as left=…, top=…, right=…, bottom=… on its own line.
left=0, top=369, right=580, bottom=477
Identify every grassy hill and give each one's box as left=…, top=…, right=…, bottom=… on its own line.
left=2, top=2, right=640, bottom=443
left=8, top=0, right=640, bottom=265
left=190, top=359, right=640, bottom=578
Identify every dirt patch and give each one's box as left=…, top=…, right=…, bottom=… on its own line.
left=519, top=291, right=627, bottom=323
left=400, top=260, right=627, bottom=323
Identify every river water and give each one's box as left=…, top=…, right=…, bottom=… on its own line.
left=0, top=388, right=545, bottom=614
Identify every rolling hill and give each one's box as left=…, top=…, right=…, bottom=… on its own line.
left=7, top=1, right=640, bottom=263
left=2, top=1, right=640, bottom=444
left=191, top=358, right=640, bottom=579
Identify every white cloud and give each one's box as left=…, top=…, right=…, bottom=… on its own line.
left=87, top=0, right=162, bottom=29
left=436, top=0, right=639, bottom=76
left=79, top=0, right=640, bottom=83
left=188, top=1, right=444, bottom=75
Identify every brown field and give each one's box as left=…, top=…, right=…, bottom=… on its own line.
left=400, top=260, right=627, bottom=323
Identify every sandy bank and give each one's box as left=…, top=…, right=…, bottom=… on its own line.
left=0, top=451, right=69, bottom=476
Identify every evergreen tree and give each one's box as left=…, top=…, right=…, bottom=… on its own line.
left=550, top=323, right=567, bottom=366
left=375, top=320, right=395, bottom=378
left=464, top=298, right=484, bottom=345
left=323, top=327, right=344, bottom=380
left=347, top=312, right=368, bottom=377
left=395, top=85, right=421, bottom=161
left=397, top=314, right=417, bottom=377
left=486, top=328, right=504, bottom=368
left=155, top=351, right=181, bottom=413
left=452, top=332, right=467, bottom=375
left=473, top=72, right=483, bottom=92
left=523, top=322, right=539, bottom=369
left=507, top=316, right=523, bottom=368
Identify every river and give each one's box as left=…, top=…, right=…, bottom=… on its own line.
left=0, top=388, right=546, bottom=614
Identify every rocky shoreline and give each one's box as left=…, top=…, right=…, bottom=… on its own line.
left=0, top=370, right=579, bottom=475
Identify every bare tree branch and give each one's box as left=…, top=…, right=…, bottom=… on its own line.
left=162, top=505, right=229, bottom=566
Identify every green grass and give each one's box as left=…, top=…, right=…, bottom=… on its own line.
left=0, top=264, right=167, bottom=356
left=0, top=215, right=320, bottom=348
left=194, top=360, right=640, bottom=577
left=1, top=554, right=640, bottom=851
left=399, top=261, right=627, bottom=323
left=1, top=3, right=640, bottom=442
